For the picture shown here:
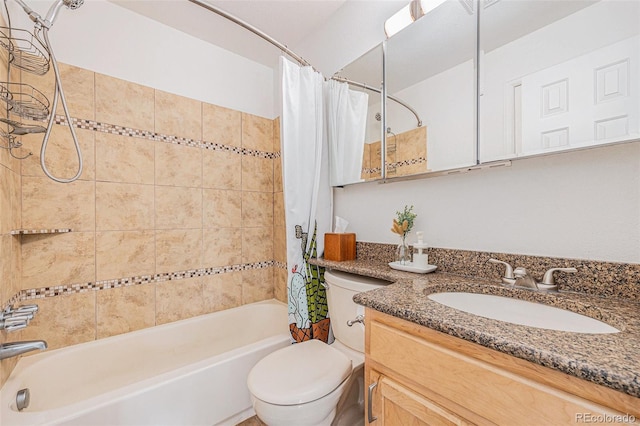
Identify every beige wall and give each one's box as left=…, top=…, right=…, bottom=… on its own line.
left=0, top=63, right=287, bottom=386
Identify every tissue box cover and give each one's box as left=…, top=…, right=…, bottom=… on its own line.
left=324, top=233, right=356, bottom=261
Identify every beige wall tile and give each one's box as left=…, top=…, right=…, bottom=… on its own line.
left=274, top=267, right=288, bottom=303
left=95, top=73, right=154, bottom=130
left=273, top=117, right=280, bottom=153
left=22, top=63, right=95, bottom=119
left=96, top=284, right=155, bottom=339
left=242, top=268, right=273, bottom=304
left=58, top=63, right=95, bottom=119
left=156, top=229, right=202, bottom=272
left=95, top=132, right=154, bottom=184
left=96, top=182, right=154, bottom=230
left=96, top=230, right=155, bottom=281
left=242, top=227, right=273, bottom=264
left=156, top=278, right=204, bottom=324
left=273, top=226, right=287, bottom=263
left=9, top=169, right=20, bottom=231
left=21, top=127, right=95, bottom=181
left=155, top=142, right=202, bottom=187
left=397, top=126, right=427, bottom=162
left=22, top=177, right=95, bottom=232
left=0, top=234, right=22, bottom=306
left=274, top=156, right=283, bottom=192
left=242, top=192, right=273, bottom=228
left=18, top=292, right=96, bottom=350
left=0, top=166, right=10, bottom=234
left=202, top=149, right=241, bottom=190
left=21, top=232, right=95, bottom=289
left=273, top=191, right=285, bottom=228
left=155, top=90, right=202, bottom=141
left=202, top=272, right=242, bottom=313
left=155, top=186, right=202, bottom=229
left=0, top=235, right=11, bottom=305
left=203, top=189, right=241, bottom=228
left=242, top=113, right=272, bottom=152
left=242, top=156, right=273, bottom=192
left=9, top=235, right=22, bottom=298
left=203, top=103, right=241, bottom=147
left=203, top=228, right=241, bottom=267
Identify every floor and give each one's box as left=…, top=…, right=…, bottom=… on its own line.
left=237, top=415, right=266, bottom=426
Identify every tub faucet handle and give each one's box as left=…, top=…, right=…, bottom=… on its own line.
left=14, top=304, right=39, bottom=314
left=0, top=316, right=30, bottom=332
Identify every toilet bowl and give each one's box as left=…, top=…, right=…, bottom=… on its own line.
left=247, top=271, right=389, bottom=426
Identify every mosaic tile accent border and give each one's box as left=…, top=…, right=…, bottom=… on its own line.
left=10, top=228, right=72, bottom=235
left=1, top=260, right=275, bottom=309
left=274, top=261, right=287, bottom=270
left=54, top=115, right=281, bottom=159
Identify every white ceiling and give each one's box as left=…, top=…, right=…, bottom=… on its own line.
left=111, top=0, right=353, bottom=68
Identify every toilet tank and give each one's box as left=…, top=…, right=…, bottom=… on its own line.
left=324, top=270, right=390, bottom=353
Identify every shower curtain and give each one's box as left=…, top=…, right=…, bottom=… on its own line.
left=280, top=57, right=332, bottom=343
left=325, top=80, right=369, bottom=186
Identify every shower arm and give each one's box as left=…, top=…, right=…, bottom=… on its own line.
left=187, top=0, right=422, bottom=128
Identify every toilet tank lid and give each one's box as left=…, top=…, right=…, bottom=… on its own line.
left=247, top=340, right=352, bottom=405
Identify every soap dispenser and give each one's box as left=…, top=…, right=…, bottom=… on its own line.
left=413, top=231, right=429, bottom=269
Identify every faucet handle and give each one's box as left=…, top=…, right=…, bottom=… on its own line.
left=488, top=258, right=515, bottom=278
left=14, top=304, right=39, bottom=314
left=1, top=316, right=30, bottom=332
left=488, top=258, right=516, bottom=286
left=541, top=267, right=577, bottom=286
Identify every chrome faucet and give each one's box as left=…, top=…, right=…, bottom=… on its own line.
left=514, top=267, right=538, bottom=290
left=488, top=258, right=577, bottom=292
left=0, top=340, right=47, bottom=360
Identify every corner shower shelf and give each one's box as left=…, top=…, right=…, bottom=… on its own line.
left=11, top=228, right=72, bottom=235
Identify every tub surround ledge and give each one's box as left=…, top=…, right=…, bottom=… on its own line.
left=309, top=256, right=640, bottom=399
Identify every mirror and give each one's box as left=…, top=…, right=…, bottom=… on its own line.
left=329, top=44, right=383, bottom=186
left=479, top=0, right=640, bottom=161
left=385, top=0, right=478, bottom=177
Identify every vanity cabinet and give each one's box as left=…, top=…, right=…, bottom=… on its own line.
left=364, top=308, right=640, bottom=425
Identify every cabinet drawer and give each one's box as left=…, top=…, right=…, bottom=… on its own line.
left=369, top=320, right=624, bottom=425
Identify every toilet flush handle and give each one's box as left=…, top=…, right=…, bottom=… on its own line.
left=347, top=315, right=364, bottom=327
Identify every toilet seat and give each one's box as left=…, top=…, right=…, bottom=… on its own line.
left=248, top=340, right=352, bottom=406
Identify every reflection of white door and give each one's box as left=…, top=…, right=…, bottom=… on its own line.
left=512, top=35, right=639, bottom=156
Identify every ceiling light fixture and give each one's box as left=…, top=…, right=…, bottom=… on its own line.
left=384, top=0, right=448, bottom=38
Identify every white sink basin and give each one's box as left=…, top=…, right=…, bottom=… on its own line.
left=428, top=292, right=620, bottom=334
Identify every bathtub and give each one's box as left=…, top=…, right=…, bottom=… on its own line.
left=1, top=299, right=290, bottom=426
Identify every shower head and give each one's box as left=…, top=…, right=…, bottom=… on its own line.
left=13, top=0, right=83, bottom=29
left=44, top=0, right=84, bottom=27
left=63, top=0, right=84, bottom=9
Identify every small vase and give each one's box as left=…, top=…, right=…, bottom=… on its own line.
left=395, top=235, right=411, bottom=265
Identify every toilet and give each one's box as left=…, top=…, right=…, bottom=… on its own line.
left=247, top=270, right=389, bottom=426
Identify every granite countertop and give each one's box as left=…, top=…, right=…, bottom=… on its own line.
left=310, top=258, right=640, bottom=398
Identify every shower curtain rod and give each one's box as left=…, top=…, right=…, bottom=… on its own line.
left=187, top=0, right=422, bottom=128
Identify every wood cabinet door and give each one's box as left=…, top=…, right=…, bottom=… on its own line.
left=367, top=368, right=473, bottom=426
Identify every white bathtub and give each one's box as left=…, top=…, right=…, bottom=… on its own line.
left=1, top=299, right=290, bottom=426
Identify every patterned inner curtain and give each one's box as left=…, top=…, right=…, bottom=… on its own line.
left=280, top=57, right=332, bottom=343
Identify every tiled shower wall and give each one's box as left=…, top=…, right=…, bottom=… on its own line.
left=0, top=47, right=24, bottom=384
left=0, top=62, right=287, bottom=385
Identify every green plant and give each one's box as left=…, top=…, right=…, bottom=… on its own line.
left=391, top=205, right=417, bottom=237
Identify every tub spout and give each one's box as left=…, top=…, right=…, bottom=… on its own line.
left=0, top=340, right=47, bottom=360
